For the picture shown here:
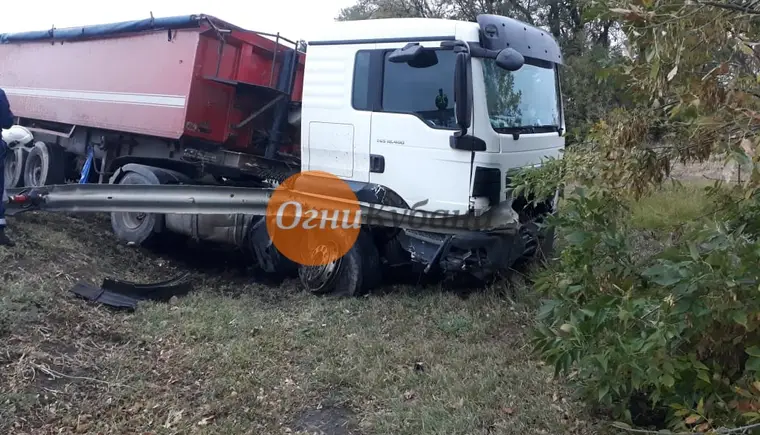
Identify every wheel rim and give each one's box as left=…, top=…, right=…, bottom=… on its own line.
left=116, top=173, right=153, bottom=231
left=299, top=243, right=342, bottom=293
left=121, top=211, right=148, bottom=230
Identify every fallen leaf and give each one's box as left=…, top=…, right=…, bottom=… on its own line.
left=684, top=414, right=702, bottom=425
left=737, top=400, right=757, bottom=412
left=667, top=65, right=678, bottom=82
left=164, top=409, right=184, bottom=428
left=741, top=138, right=754, bottom=157
left=197, top=415, right=215, bottom=426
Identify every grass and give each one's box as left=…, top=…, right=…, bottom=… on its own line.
left=0, top=211, right=612, bottom=435
left=627, top=180, right=715, bottom=231
left=1, top=180, right=717, bottom=434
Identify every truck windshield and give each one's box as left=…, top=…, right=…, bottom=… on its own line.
left=483, top=58, right=561, bottom=134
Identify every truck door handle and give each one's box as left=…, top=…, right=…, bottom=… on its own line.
left=370, top=154, right=385, bottom=173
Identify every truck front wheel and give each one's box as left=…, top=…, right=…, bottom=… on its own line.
left=535, top=225, right=556, bottom=264
left=110, top=171, right=163, bottom=246
left=516, top=222, right=556, bottom=269
left=298, top=231, right=381, bottom=297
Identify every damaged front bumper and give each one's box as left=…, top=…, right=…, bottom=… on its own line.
left=397, top=227, right=526, bottom=281
left=389, top=198, right=524, bottom=280
left=394, top=190, right=560, bottom=280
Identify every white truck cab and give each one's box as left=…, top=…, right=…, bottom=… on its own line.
left=302, top=14, right=564, bottom=216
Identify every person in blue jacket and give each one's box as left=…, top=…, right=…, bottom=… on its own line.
left=0, top=87, right=15, bottom=247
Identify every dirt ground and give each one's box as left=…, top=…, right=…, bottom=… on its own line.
left=0, top=211, right=615, bottom=435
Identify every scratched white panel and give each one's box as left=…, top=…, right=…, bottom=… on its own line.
left=307, top=122, right=354, bottom=178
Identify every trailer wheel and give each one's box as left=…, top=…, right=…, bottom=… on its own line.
left=4, top=146, right=27, bottom=189
left=298, top=231, right=381, bottom=297
left=23, top=141, right=65, bottom=187
left=110, top=171, right=163, bottom=245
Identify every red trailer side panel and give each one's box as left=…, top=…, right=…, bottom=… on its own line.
left=183, top=30, right=306, bottom=150
left=0, top=29, right=200, bottom=139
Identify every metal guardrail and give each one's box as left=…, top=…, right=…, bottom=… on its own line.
left=5, top=184, right=520, bottom=234
left=6, top=184, right=272, bottom=215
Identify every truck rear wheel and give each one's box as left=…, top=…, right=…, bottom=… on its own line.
left=4, top=146, right=27, bottom=189
left=23, top=141, right=66, bottom=187
left=110, top=171, right=163, bottom=245
left=298, top=231, right=381, bottom=297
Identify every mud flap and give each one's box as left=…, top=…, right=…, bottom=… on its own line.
left=245, top=215, right=297, bottom=277
left=69, top=272, right=193, bottom=310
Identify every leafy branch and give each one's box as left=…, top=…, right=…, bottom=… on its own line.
left=699, top=1, right=760, bottom=15
left=612, top=420, right=760, bottom=434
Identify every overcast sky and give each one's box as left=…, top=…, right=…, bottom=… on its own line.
left=1, top=0, right=356, bottom=42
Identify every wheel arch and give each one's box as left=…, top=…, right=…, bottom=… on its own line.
left=343, top=180, right=409, bottom=209
left=109, top=163, right=193, bottom=186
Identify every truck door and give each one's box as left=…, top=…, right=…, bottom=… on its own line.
left=366, top=43, right=473, bottom=213
left=302, top=43, right=373, bottom=183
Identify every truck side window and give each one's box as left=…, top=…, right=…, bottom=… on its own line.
left=381, top=49, right=456, bottom=129
left=352, top=51, right=372, bottom=111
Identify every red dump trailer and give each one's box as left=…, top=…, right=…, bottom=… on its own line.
left=0, top=15, right=306, bottom=189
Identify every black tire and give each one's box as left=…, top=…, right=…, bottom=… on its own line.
left=359, top=231, right=382, bottom=292
left=534, top=225, right=557, bottom=265
left=110, top=171, right=163, bottom=245
left=298, top=230, right=381, bottom=297
left=4, top=146, right=27, bottom=189
left=23, top=141, right=66, bottom=187
left=516, top=221, right=557, bottom=269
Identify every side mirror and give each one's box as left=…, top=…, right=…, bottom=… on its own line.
left=495, top=47, right=524, bottom=71
left=388, top=43, right=424, bottom=63
left=389, top=43, right=439, bottom=68
left=454, top=51, right=472, bottom=132
left=449, top=49, right=486, bottom=152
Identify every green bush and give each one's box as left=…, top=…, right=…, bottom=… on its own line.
left=527, top=181, right=760, bottom=432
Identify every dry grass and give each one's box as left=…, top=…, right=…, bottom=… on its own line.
left=0, top=212, right=613, bottom=435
